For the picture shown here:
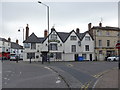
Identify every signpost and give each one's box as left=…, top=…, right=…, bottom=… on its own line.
left=116, top=42, right=120, bottom=69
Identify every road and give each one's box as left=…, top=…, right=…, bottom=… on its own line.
left=2, top=60, right=118, bottom=89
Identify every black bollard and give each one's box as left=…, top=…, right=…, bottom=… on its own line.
left=30, top=57, right=32, bottom=64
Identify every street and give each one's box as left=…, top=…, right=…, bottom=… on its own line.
left=2, top=60, right=118, bottom=89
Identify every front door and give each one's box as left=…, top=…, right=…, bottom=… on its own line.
left=90, top=54, right=92, bottom=61
left=42, top=52, right=47, bottom=62
left=75, top=54, right=78, bottom=61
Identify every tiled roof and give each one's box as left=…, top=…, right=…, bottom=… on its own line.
left=57, top=32, right=69, bottom=42
left=11, top=42, right=23, bottom=49
left=23, top=29, right=93, bottom=43
left=23, top=33, right=41, bottom=43
left=0, top=37, right=9, bottom=42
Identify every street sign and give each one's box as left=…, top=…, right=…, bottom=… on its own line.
left=116, top=42, right=120, bottom=49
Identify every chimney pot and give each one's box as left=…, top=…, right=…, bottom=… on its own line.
left=8, top=37, right=11, bottom=42
left=88, top=23, right=92, bottom=31
left=16, top=39, right=18, bottom=44
left=44, top=30, right=48, bottom=37
left=99, top=22, right=102, bottom=27
left=76, top=28, right=80, bottom=33
left=26, top=24, right=29, bottom=40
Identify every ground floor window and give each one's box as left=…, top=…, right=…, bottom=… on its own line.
left=50, top=52, right=62, bottom=59
left=56, top=53, right=62, bottom=59
left=82, top=54, right=87, bottom=59
left=27, top=53, right=35, bottom=59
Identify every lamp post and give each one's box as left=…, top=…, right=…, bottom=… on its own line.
left=18, top=27, right=24, bottom=63
left=38, top=1, right=50, bottom=63
left=18, top=27, right=24, bottom=42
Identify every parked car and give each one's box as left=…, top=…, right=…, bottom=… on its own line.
left=107, top=56, right=119, bottom=61
left=10, top=54, right=19, bottom=61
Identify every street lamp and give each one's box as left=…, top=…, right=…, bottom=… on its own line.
left=18, top=27, right=24, bottom=42
left=38, top=1, right=50, bottom=63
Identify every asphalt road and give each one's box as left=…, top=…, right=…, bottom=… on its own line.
left=2, top=60, right=118, bottom=89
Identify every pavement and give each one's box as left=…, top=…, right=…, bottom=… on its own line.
left=94, top=68, right=118, bottom=88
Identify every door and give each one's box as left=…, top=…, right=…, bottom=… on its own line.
left=42, top=52, right=47, bottom=62
left=90, top=54, right=92, bottom=61
left=75, top=54, right=78, bottom=61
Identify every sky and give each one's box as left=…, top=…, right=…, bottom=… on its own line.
left=0, top=0, right=119, bottom=45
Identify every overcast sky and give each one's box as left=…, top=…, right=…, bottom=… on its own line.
left=0, top=0, right=119, bottom=45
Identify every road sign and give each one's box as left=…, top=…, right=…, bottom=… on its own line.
left=116, top=42, right=120, bottom=49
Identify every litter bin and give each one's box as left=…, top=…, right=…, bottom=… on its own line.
left=78, top=56, right=84, bottom=61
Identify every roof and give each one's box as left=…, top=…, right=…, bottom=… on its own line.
left=57, top=32, right=69, bottom=42
left=11, top=42, right=23, bottom=49
left=92, top=26, right=120, bottom=31
left=0, top=37, right=9, bottom=42
left=23, top=33, right=41, bottom=43
left=23, top=28, right=94, bottom=44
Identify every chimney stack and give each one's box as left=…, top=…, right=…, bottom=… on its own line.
left=44, top=30, right=48, bottom=37
left=76, top=28, right=80, bottom=33
left=88, top=23, right=92, bottom=31
left=8, top=37, right=11, bottom=42
left=26, top=24, right=29, bottom=40
left=99, top=22, right=102, bottom=27
left=16, top=39, right=18, bottom=44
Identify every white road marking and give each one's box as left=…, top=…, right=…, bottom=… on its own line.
left=92, top=76, right=102, bottom=88
left=4, top=78, right=7, bottom=80
left=56, top=80, right=61, bottom=83
left=20, top=72, right=22, bottom=74
left=56, top=77, right=61, bottom=84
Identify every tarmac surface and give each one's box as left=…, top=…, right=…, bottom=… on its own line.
left=2, top=60, right=119, bottom=89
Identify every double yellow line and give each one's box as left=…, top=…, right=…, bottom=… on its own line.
left=80, top=81, right=91, bottom=90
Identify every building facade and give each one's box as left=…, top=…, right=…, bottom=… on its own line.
left=0, top=37, right=11, bottom=59
left=89, top=23, right=119, bottom=61
left=23, top=28, right=95, bottom=62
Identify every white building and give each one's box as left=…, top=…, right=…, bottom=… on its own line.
left=0, top=37, right=11, bottom=59
left=10, top=42, right=23, bottom=59
left=23, top=28, right=95, bottom=62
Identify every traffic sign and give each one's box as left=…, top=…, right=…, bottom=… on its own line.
left=116, top=42, right=120, bottom=49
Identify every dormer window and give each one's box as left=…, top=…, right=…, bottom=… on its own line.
left=51, top=34, right=57, bottom=40
left=70, top=36, right=77, bottom=40
left=85, top=36, right=90, bottom=41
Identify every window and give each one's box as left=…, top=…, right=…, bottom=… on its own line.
left=106, top=31, right=110, bottom=36
left=56, top=53, right=62, bottom=59
left=71, top=45, right=76, bottom=52
left=24, top=43, right=30, bottom=48
left=97, top=30, right=102, bottom=36
left=85, top=36, right=90, bottom=41
left=31, top=43, right=36, bottom=49
left=99, top=50, right=102, bottom=54
left=27, top=53, right=35, bottom=59
left=85, top=45, right=89, bottom=51
left=70, top=36, right=77, bottom=40
left=82, top=54, right=86, bottom=59
left=51, top=34, right=57, bottom=40
left=98, top=40, right=102, bottom=47
left=107, top=40, right=110, bottom=47
left=49, top=44, right=57, bottom=50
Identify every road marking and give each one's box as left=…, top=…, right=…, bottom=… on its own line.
left=67, top=64, right=73, bottom=67
left=4, top=78, right=7, bottom=80
left=92, top=76, right=102, bottom=88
